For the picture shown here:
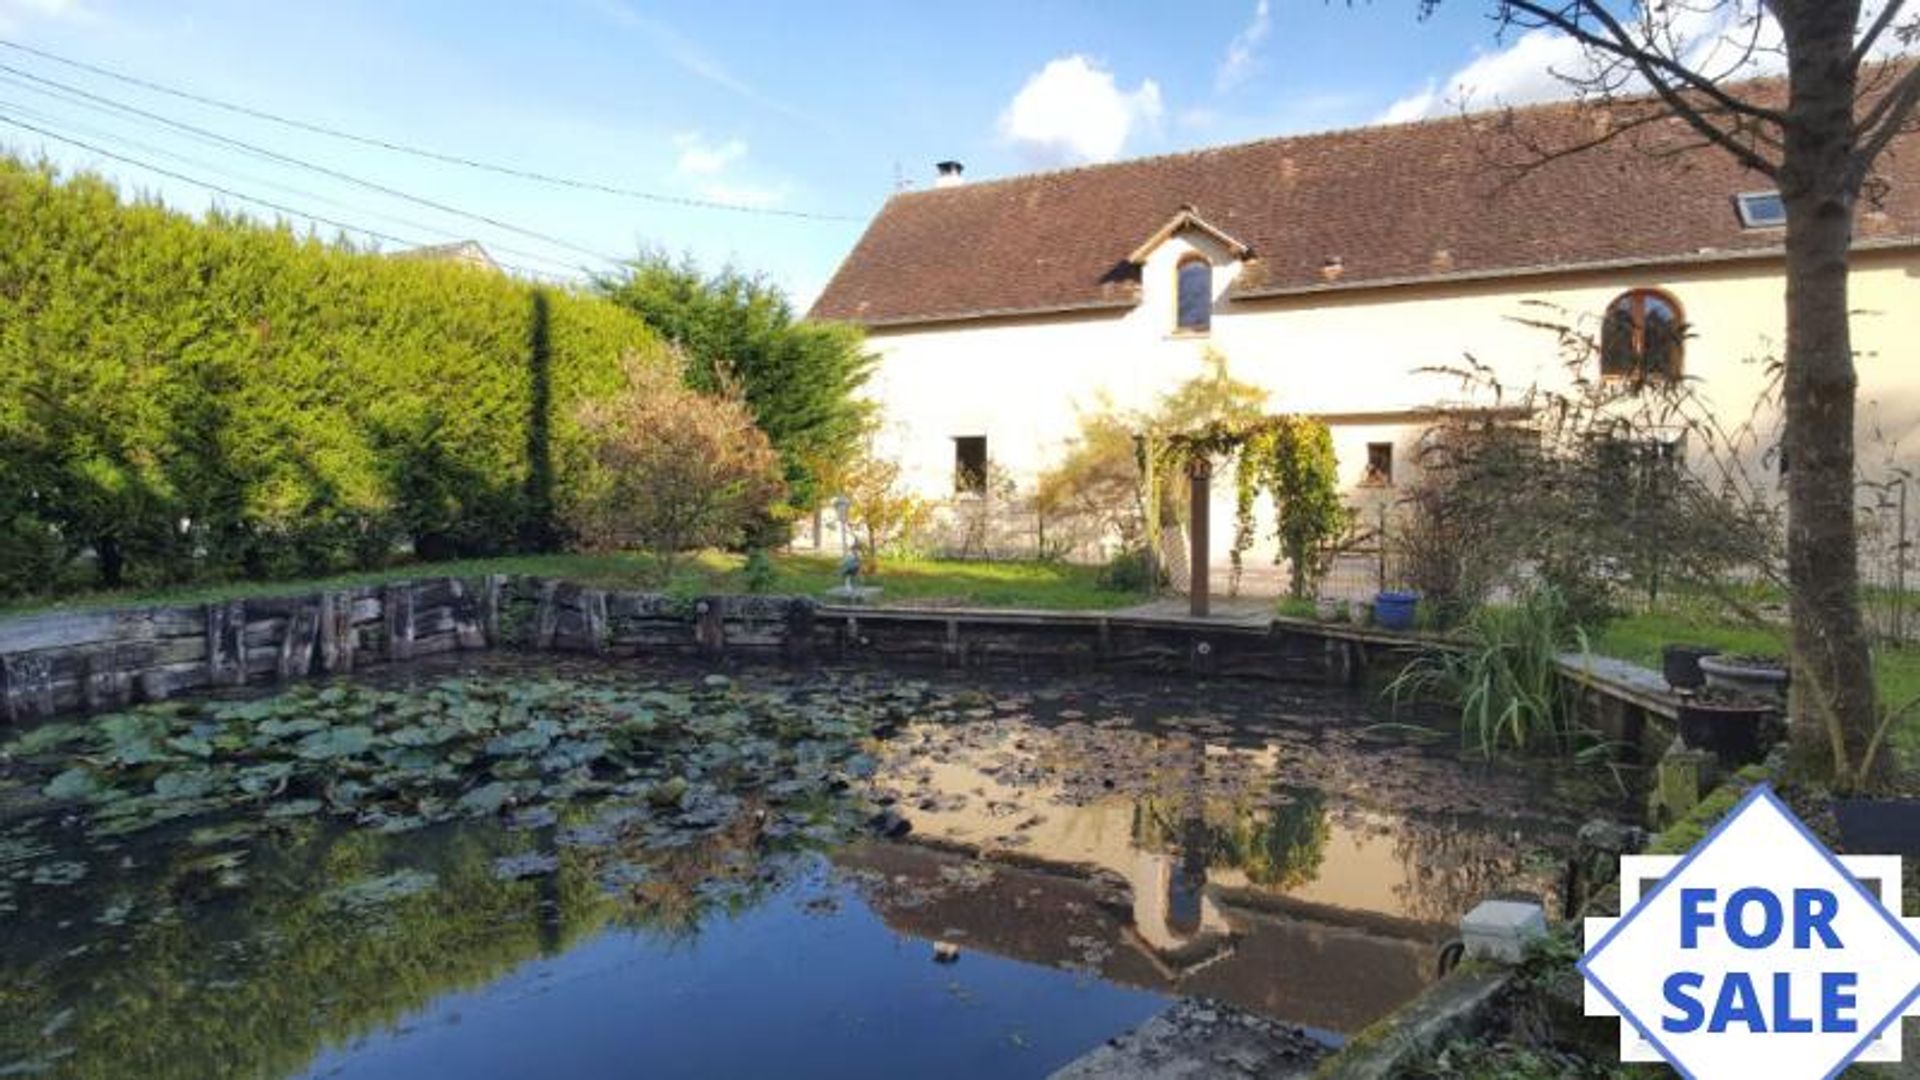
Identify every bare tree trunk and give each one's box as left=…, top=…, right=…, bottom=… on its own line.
left=1780, top=8, right=1884, bottom=788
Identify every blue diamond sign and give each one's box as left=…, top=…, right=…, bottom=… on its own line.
left=1583, top=784, right=1920, bottom=1078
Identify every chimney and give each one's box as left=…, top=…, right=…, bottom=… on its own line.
left=935, top=160, right=965, bottom=188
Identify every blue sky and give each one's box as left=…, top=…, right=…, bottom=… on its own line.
left=0, top=0, right=1615, bottom=305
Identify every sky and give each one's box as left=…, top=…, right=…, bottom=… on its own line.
left=0, top=0, right=1785, bottom=307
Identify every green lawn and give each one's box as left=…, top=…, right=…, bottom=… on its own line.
left=0, top=550, right=1137, bottom=618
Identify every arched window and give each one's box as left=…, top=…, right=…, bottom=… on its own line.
left=1601, top=289, right=1684, bottom=381
left=1176, top=257, right=1212, bottom=333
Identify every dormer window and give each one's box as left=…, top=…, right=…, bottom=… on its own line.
left=1176, top=256, right=1212, bottom=333
left=1735, top=191, right=1786, bottom=229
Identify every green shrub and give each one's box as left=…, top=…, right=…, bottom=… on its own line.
left=0, top=157, right=662, bottom=597
left=1096, top=546, right=1165, bottom=593
left=741, top=548, right=778, bottom=594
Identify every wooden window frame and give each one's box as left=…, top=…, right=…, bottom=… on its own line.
left=1601, top=288, right=1685, bottom=383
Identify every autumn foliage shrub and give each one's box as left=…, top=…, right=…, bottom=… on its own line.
left=563, top=353, right=786, bottom=582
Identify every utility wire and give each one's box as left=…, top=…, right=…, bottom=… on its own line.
left=0, top=37, right=866, bottom=223
left=0, top=111, right=573, bottom=282
left=0, top=59, right=622, bottom=265
left=0, top=96, right=587, bottom=275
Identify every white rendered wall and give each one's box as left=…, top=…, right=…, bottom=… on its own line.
left=856, top=233, right=1920, bottom=579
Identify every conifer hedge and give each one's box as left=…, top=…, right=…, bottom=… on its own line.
left=0, top=157, right=667, bottom=596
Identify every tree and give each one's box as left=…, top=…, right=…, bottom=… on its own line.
left=562, top=351, right=786, bottom=583
left=1418, top=2, right=1920, bottom=790
left=800, top=429, right=934, bottom=567
left=595, top=254, right=874, bottom=512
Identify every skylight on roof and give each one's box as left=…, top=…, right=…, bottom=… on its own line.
left=1735, top=191, right=1786, bottom=228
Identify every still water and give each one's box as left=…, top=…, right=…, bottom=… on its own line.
left=0, top=657, right=1617, bottom=1079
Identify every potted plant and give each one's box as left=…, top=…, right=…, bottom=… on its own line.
left=1698, top=652, right=1789, bottom=701
left=1661, top=643, right=1719, bottom=693
left=1674, top=686, right=1778, bottom=769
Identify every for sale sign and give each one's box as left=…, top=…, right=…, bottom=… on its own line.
left=1582, top=784, right=1920, bottom=1078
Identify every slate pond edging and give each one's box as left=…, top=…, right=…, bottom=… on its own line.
left=0, top=578, right=1418, bottom=725
left=0, top=578, right=1692, bottom=746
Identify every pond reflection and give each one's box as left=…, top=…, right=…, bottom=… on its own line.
left=0, top=659, right=1612, bottom=1077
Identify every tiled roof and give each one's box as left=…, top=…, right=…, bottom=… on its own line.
left=810, top=76, right=1920, bottom=327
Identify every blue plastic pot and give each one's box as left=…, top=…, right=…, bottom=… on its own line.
left=1373, top=591, right=1418, bottom=631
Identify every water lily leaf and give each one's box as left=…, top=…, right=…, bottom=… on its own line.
left=30, top=860, right=87, bottom=886
left=648, top=776, right=690, bottom=808
left=106, top=737, right=176, bottom=767
left=235, top=762, right=294, bottom=797
left=254, top=716, right=326, bottom=743
left=189, top=821, right=262, bottom=847
left=326, top=868, right=439, bottom=911
left=264, top=798, right=324, bottom=819
left=295, top=726, right=374, bottom=760
left=456, top=782, right=515, bottom=817
left=165, top=733, right=215, bottom=759
left=492, top=852, right=560, bottom=880
left=485, top=722, right=557, bottom=757
left=44, top=768, right=103, bottom=801
left=9, top=722, right=84, bottom=756
left=542, top=738, right=608, bottom=773
left=152, top=770, right=216, bottom=801
left=388, top=724, right=453, bottom=748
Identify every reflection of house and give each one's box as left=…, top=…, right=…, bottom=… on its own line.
left=1127, top=848, right=1236, bottom=978
left=835, top=839, right=1440, bottom=1035
left=810, top=77, right=1920, bottom=568
left=391, top=239, right=502, bottom=273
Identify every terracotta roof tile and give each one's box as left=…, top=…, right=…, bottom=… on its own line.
left=810, top=73, right=1920, bottom=327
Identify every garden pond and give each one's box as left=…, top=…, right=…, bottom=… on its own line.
left=0, top=655, right=1629, bottom=1079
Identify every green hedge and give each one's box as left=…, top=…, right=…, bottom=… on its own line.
left=0, top=156, right=666, bottom=596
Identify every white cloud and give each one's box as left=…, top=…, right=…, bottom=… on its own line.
left=673, top=132, right=747, bottom=176
left=1378, top=28, right=1587, bottom=123
left=999, top=55, right=1163, bottom=167
left=1215, top=0, right=1271, bottom=93
left=0, top=0, right=89, bottom=31
left=1375, top=4, right=1800, bottom=125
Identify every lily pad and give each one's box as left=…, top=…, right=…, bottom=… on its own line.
left=456, top=782, right=515, bottom=817
left=44, top=768, right=103, bottom=802
left=295, top=726, right=375, bottom=760
left=152, top=769, right=218, bottom=801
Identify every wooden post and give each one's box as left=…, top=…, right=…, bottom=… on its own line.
left=1189, top=456, right=1212, bottom=618
left=1141, top=432, right=1160, bottom=593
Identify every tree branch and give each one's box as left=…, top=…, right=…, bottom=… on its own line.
left=1853, top=0, right=1909, bottom=65
left=1501, top=0, right=1786, bottom=176
left=1854, top=56, right=1920, bottom=168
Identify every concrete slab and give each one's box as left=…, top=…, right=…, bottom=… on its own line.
left=1049, top=999, right=1329, bottom=1080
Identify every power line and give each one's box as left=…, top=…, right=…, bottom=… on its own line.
left=0, top=37, right=866, bottom=223
left=0, top=96, right=587, bottom=275
left=0, top=111, right=573, bottom=281
left=0, top=59, right=623, bottom=265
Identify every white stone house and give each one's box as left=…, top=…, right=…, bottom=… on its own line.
left=809, top=86, right=1920, bottom=593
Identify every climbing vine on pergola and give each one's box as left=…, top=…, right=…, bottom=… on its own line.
left=1152, top=415, right=1349, bottom=604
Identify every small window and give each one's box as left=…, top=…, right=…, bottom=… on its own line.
left=1735, top=191, right=1786, bottom=229
left=1175, top=257, right=1212, bottom=333
left=1362, top=442, right=1393, bottom=486
left=953, top=435, right=987, bottom=495
left=1601, top=289, right=1685, bottom=382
